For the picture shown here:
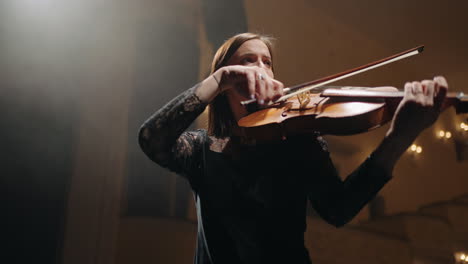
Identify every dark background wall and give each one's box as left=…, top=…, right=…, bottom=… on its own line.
left=0, top=1, right=79, bottom=262
left=1, top=0, right=467, bottom=264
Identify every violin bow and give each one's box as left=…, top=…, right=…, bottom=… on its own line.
left=241, top=45, right=424, bottom=105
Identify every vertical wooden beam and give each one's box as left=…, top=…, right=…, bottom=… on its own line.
left=62, top=8, right=134, bottom=264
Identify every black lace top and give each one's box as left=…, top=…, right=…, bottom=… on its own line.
left=138, top=84, right=392, bottom=264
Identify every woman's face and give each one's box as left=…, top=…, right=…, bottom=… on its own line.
left=225, top=39, right=274, bottom=122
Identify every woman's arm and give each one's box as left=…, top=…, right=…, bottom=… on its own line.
left=138, top=84, right=208, bottom=177
left=138, top=65, right=283, bottom=173
left=373, top=77, right=448, bottom=173
left=138, top=73, right=221, bottom=176
left=308, top=76, right=449, bottom=227
left=307, top=137, right=392, bottom=228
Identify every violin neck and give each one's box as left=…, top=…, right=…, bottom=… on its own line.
left=321, top=89, right=468, bottom=114
left=321, top=89, right=404, bottom=98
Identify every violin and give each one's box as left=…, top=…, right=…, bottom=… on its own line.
left=238, top=46, right=468, bottom=141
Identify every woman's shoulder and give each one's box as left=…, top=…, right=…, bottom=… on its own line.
left=207, top=135, right=230, bottom=153
left=180, top=129, right=230, bottom=152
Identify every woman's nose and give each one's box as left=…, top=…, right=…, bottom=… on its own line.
left=254, top=60, right=266, bottom=69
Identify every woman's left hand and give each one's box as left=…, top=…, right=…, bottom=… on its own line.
left=387, top=76, right=448, bottom=139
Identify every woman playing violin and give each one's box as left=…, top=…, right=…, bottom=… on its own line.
left=138, top=32, right=448, bottom=264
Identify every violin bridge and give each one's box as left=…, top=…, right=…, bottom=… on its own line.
left=297, top=91, right=311, bottom=110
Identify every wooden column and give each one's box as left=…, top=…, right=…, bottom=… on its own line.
left=62, top=8, right=134, bottom=264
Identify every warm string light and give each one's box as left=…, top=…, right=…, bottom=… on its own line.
left=437, top=130, right=452, bottom=139
left=461, top=122, right=468, bottom=132
left=455, top=252, right=468, bottom=263
left=408, top=144, right=422, bottom=154
left=409, top=118, right=468, bottom=158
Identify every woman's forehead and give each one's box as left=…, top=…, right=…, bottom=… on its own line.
left=235, top=39, right=271, bottom=58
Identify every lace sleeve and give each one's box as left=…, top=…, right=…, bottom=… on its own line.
left=138, top=84, right=208, bottom=180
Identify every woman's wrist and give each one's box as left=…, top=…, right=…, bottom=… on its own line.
left=196, top=70, right=223, bottom=103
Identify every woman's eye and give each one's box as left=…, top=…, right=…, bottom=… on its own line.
left=264, top=60, right=272, bottom=67
left=241, top=57, right=254, bottom=64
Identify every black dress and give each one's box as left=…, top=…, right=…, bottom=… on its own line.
left=138, top=85, right=392, bottom=264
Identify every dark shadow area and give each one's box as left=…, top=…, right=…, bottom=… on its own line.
left=126, top=0, right=247, bottom=218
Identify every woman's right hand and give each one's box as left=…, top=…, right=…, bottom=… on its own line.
left=214, top=65, right=284, bottom=105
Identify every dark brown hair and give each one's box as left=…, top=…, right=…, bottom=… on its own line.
left=208, top=32, right=275, bottom=138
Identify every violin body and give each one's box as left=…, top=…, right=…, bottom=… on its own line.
left=238, top=92, right=398, bottom=140
left=238, top=89, right=467, bottom=141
